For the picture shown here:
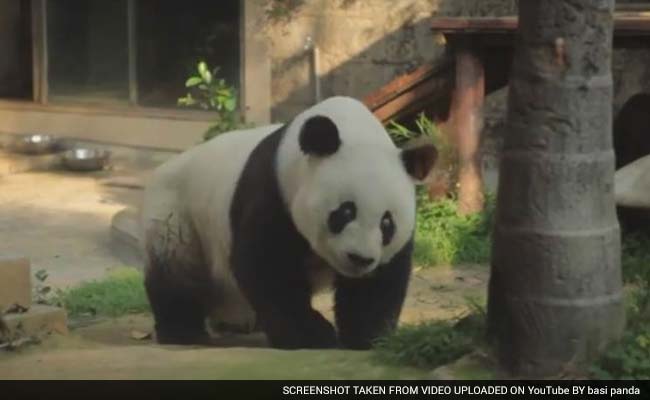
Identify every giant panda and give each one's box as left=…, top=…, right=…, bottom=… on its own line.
left=141, top=96, right=438, bottom=350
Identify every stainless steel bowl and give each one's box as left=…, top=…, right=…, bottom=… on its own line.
left=62, top=148, right=111, bottom=171
left=8, top=133, right=60, bottom=154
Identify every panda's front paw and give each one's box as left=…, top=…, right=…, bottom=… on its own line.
left=305, top=313, right=338, bottom=349
left=338, top=337, right=373, bottom=350
left=265, top=311, right=337, bottom=349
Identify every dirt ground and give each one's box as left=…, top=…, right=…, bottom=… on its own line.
left=0, top=265, right=488, bottom=379
left=0, top=169, right=489, bottom=379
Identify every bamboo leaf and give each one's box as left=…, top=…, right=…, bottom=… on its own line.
left=185, top=77, right=202, bottom=87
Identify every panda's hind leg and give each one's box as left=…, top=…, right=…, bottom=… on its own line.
left=143, top=215, right=215, bottom=345
left=144, top=256, right=213, bottom=345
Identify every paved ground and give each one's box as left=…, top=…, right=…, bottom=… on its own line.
left=0, top=170, right=143, bottom=289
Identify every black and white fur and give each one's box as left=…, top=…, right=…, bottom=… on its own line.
left=141, top=96, right=437, bottom=349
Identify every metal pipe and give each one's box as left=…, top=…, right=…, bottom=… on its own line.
left=305, top=35, right=321, bottom=103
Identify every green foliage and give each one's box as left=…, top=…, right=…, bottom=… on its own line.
left=373, top=321, right=474, bottom=368
left=373, top=301, right=486, bottom=369
left=265, top=0, right=304, bottom=22
left=590, top=290, right=650, bottom=379
left=387, top=113, right=442, bottom=147
left=387, top=113, right=457, bottom=180
left=413, top=189, right=495, bottom=267
left=54, top=268, right=150, bottom=318
left=386, top=113, right=455, bottom=157
left=621, top=232, right=650, bottom=284
left=388, top=114, right=494, bottom=268
left=590, top=231, right=650, bottom=379
left=178, top=61, right=250, bottom=141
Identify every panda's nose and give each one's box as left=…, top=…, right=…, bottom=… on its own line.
left=347, top=253, right=375, bottom=268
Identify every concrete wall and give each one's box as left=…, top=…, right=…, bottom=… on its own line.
left=262, top=0, right=517, bottom=121
left=0, top=105, right=211, bottom=151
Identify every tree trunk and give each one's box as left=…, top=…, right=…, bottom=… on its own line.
left=487, top=0, right=624, bottom=377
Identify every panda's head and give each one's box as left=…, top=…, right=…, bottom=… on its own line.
left=279, top=98, right=438, bottom=278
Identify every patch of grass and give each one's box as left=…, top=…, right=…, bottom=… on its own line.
left=589, top=231, right=650, bottom=379
left=413, top=190, right=495, bottom=267
left=55, top=267, right=150, bottom=318
left=373, top=301, right=486, bottom=369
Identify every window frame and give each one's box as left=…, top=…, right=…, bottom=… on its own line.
left=7, top=0, right=245, bottom=122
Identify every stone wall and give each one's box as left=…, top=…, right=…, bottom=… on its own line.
left=262, top=0, right=517, bottom=121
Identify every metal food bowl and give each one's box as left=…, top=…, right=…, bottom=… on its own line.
left=8, top=133, right=60, bottom=155
left=62, top=148, right=111, bottom=172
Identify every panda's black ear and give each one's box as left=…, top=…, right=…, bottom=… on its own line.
left=299, top=115, right=341, bottom=157
left=401, top=143, right=438, bottom=183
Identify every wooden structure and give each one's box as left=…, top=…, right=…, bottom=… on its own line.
left=365, top=12, right=650, bottom=125
left=363, top=12, right=650, bottom=210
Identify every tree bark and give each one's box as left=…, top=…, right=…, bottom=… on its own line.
left=487, top=0, right=624, bottom=377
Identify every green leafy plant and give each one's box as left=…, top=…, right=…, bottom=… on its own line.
left=387, top=113, right=440, bottom=146
left=413, top=189, right=495, bottom=267
left=373, top=300, right=486, bottom=369
left=178, top=61, right=249, bottom=141
left=388, top=113, right=458, bottom=197
left=590, top=288, right=650, bottom=379
left=589, top=231, right=650, bottom=379
left=621, top=232, right=650, bottom=284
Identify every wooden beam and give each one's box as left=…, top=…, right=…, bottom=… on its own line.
left=371, top=72, right=451, bottom=124
left=363, top=63, right=439, bottom=110
left=446, top=46, right=485, bottom=214
left=362, top=55, right=453, bottom=124
left=431, top=13, right=650, bottom=35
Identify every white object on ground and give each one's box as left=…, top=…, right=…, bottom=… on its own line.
left=615, top=153, right=650, bottom=208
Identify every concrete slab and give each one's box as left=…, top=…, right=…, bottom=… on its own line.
left=0, top=339, right=428, bottom=380
left=0, top=256, right=32, bottom=313
left=3, top=305, right=68, bottom=339
left=615, top=154, right=650, bottom=208
left=0, top=172, right=140, bottom=289
left=110, top=207, right=144, bottom=266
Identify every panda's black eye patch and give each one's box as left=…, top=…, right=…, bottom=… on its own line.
left=328, top=201, right=356, bottom=234
left=380, top=211, right=395, bottom=246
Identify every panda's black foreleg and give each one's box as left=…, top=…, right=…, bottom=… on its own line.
left=232, top=256, right=337, bottom=349
left=334, top=240, right=413, bottom=350
left=258, top=305, right=338, bottom=350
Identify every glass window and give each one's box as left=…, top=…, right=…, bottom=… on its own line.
left=0, top=0, right=241, bottom=109
left=47, top=0, right=130, bottom=105
left=0, top=0, right=33, bottom=100
left=135, top=0, right=240, bottom=108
